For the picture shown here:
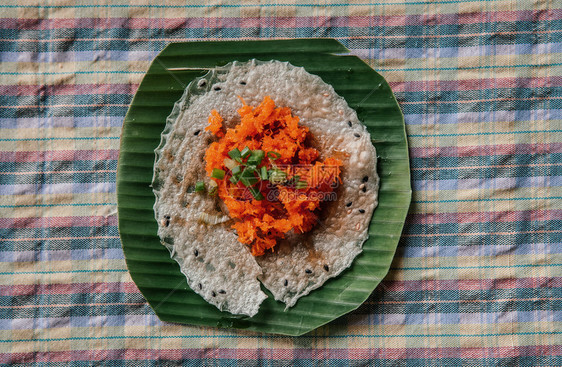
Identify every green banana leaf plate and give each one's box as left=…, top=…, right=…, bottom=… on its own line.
left=117, top=39, right=411, bottom=336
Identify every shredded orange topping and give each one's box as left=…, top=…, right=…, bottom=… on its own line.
left=205, top=110, right=224, bottom=137
left=204, top=96, right=342, bottom=256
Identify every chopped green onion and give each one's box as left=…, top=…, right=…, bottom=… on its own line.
left=231, top=165, right=242, bottom=176
left=223, top=158, right=237, bottom=170
left=248, top=186, right=264, bottom=200
left=240, top=177, right=259, bottom=186
left=290, top=175, right=301, bottom=186
left=240, top=146, right=251, bottom=159
left=239, top=167, right=259, bottom=186
left=228, top=148, right=242, bottom=162
left=260, top=166, right=268, bottom=180
left=195, top=181, right=205, bottom=192
left=229, top=175, right=240, bottom=184
left=295, top=180, right=308, bottom=189
left=208, top=180, right=218, bottom=195
left=247, top=150, right=265, bottom=166
left=211, top=168, right=225, bottom=180
left=268, top=169, right=287, bottom=184
left=267, top=151, right=281, bottom=160
left=241, top=166, right=257, bottom=177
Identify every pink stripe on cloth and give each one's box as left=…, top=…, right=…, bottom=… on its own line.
left=2, top=345, right=561, bottom=363
left=0, top=150, right=119, bottom=162
left=2, top=9, right=562, bottom=30
left=0, top=282, right=138, bottom=296
left=0, top=215, right=117, bottom=229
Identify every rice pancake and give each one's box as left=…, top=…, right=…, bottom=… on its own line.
left=152, top=60, right=379, bottom=315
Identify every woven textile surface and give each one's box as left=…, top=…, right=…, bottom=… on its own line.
left=1, top=1, right=561, bottom=365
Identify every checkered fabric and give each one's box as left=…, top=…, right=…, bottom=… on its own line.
left=1, top=1, right=561, bottom=365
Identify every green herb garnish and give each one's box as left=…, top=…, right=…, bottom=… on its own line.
left=248, top=186, right=264, bottom=200
left=267, top=151, right=281, bottom=160
left=247, top=150, right=264, bottom=166
left=239, top=166, right=260, bottom=186
left=195, top=181, right=205, bottom=192
left=231, top=165, right=242, bottom=176
left=295, top=180, right=308, bottom=189
left=240, top=146, right=251, bottom=159
left=211, top=168, right=225, bottom=180
left=228, top=148, right=242, bottom=162
left=268, top=169, right=287, bottom=184
left=260, top=166, right=268, bottom=180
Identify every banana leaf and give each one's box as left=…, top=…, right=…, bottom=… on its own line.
left=117, top=39, right=411, bottom=336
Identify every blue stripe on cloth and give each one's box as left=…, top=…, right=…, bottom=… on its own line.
left=404, top=109, right=562, bottom=125
left=1, top=310, right=560, bottom=330
left=3, top=41, right=562, bottom=63
left=399, top=242, right=562, bottom=258
left=2, top=262, right=559, bottom=276
left=0, top=330, right=560, bottom=342
left=0, top=159, right=118, bottom=174
left=411, top=154, right=562, bottom=170
left=2, top=19, right=560, bottom=38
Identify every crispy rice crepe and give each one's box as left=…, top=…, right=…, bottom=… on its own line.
left=152, top=60, right=379, bottom=316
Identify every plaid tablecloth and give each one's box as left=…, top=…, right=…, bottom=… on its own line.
left=1, top=1, right=561, bottom=365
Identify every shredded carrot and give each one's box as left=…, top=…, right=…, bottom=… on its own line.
left=205, top=109, right=224, bottom=137
left=204, top=96, right=342, bottom=256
